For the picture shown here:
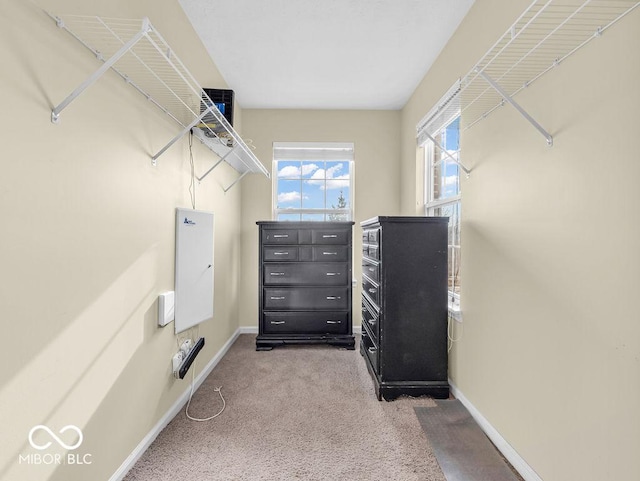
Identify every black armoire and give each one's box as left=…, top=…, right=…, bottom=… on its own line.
left=360, top=216, right=449, bottom=400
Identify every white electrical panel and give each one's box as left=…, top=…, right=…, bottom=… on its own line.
left=174, top=208, right=214, bottom=333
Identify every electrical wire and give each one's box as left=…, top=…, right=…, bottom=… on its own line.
left=185, top=361, right=225, bottom=422
left=447, top=314, right=464, bottom=353
left=188, top=130, right=196, bottom=209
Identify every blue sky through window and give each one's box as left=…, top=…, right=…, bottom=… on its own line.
left=276, top=160, right=350, bottom=211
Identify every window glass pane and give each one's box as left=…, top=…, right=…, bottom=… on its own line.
left=301, top=161, right=321, bottom=179
left=445, top=117, right=460, bottom=151
left=325, top=161, right=349, bottom=182
left=277, top=160, right=301, bottom=179
left=326, top=184, right=349, bottom=209
left=425, top=114, right=461, bottom=305
left=443, top=161, right=460, bottom=198
left=273, top=145, right=353, bottom=221
left=430, top=202, right=461, bottom=296
left=301, top=179, right=323, bottom=210
left=277, top=179, right=302, bottom=209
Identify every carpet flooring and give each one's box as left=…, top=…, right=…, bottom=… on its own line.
left=123, top=334, right=447, bottom=481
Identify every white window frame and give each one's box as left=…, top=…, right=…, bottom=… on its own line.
left=272, top=142, right=354, bottom=222
left=418, top=80, right=466, bottom=323
left=423, top=120, right=462, bottom=322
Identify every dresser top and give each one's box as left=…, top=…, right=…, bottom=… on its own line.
left=257, top=221, right=355, bottom=227
left=360, top=216, right=448, bottom=227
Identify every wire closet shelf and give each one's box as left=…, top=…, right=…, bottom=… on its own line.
left=426, top=0, right=639, bottom=149
left=49, top=14, right=269, bottom=190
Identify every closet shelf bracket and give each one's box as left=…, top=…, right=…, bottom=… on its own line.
left=457, top=0, right=639, bottom=145
left=476, top=70, right=553, bottom=147
left=51, top=18, right=151, bottom=124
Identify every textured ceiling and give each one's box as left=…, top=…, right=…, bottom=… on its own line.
left=179, top=0, right=475, bottom=110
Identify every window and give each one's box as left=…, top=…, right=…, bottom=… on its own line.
left=424, top=117, right=462, bottom=319
left=273, top=142, right=354, bottom=221
left=417, top=80, right=465, bottom=320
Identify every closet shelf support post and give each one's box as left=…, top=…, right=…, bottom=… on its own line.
left=476, top=69, right=553, bottom=146
left=151, top=105, right=216, bottom=165
left=196, top=145, right=238, bottom=183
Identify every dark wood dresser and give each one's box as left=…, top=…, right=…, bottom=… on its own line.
left=256, top=221, right=355, bottom=351
left=360, top=216, right=449, bottom=400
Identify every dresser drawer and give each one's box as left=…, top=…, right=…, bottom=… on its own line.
left=362, top=275, right=380, bottom=307
left=311, top=228, right=350, bottom=245
left=361, top=328, right=379, bottom=373
left=262, top=229, right=298, bottom=244
left=264, top=263, right=349, bottom=286
left=367, top=245, right=379, bottom=260
left=362, top=296, right=379, bottom=343
left=263, top=246, right=298, bottom=261
left=264, top=311, right=348, bottom=334
left=361, top=258, right=379, bottom=282
left=368, top=228, right=380, bottom=244
left=264, top=287, right=349, bottom=310
left=312, top=245, right=349, bottom=262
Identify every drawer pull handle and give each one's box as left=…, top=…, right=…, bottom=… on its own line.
left=270, top=296, right=286, bottom=300
left=368, top=288, right=377, bottom=294
left=367, top=319, right=375, bottom=325
left=322, top=234, right=338, bottom=238
left=368, top=267, right=375, bottom=272
left=362, top=306, right=367, bottom=312
left=367, top=347, right=377, bottom=354
left=273, top=251, right=289, bottom=256
left=269, top=272, right=286, bottom=276
left=326, top=320, right=342, bottom=324
left=273, top=234, right=289, bottom=238
left=325, top=272, right=340, bottom=276
left=322, top=251, right=338, bottom=255
left=270, top=320, right=286, bottom=325
left=326, top=296, right=342, bottom=300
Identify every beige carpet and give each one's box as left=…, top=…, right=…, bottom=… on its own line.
left=124, top=334, right=446, bottom=481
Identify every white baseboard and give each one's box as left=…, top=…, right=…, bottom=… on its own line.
left=109, top=328, right=242, bottom=481
left=238, top=326, right=258, bottom=334
left=449, top=380, right=543, bottom=481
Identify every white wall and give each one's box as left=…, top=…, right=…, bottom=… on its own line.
left=401, top=1, right=640, bottom=479
left=0, top=1, right=252, bottom=480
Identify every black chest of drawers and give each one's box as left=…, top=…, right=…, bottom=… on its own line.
left=256, top=221, right=355, bottom=351
left=360, top=216, right=449, bottom=400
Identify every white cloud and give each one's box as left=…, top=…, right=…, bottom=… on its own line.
left=277, top=163, right=320, bottom=178
left=325, top=174, right=350, bottom=190
left=444, top=175, right=458, bottom=186
left=306, top=164, right=349, bottom=190
left=278, top=165, right=300, bottom=178
left=277, top=191, right=301, bottom=204
left=302, top=163, right=319, bottom=176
